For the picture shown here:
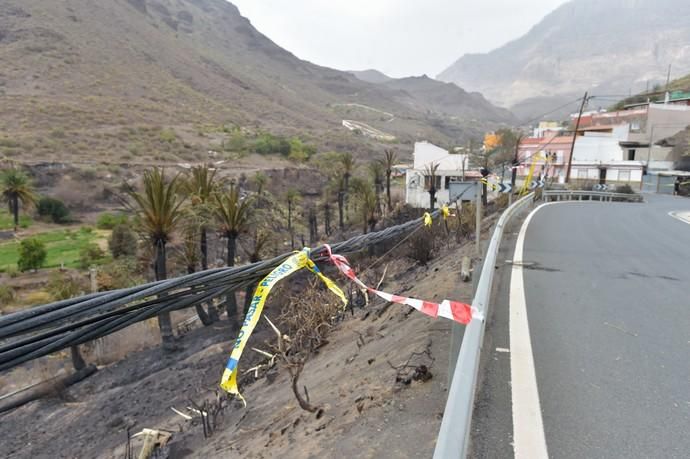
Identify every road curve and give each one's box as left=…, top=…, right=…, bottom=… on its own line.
left=518, top=195, right=690, bottom=458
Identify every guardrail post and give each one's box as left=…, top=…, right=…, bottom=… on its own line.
left=448, top=258, right=482, bottom=386
left=435, top=193, right=535, bottom=459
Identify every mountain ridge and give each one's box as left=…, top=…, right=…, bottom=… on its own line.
left=438, top=0, right=690, bottom=119
left=0, top=0, right=513, bottom=164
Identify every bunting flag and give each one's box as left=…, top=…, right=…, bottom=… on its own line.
left=220, top=248, right=346, bottom=404
left=323, top=245, right=482, bottom=325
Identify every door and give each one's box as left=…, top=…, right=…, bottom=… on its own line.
left=599, top=168, right=607, bottom=185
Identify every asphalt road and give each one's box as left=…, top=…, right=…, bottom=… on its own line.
left=471, top=194, right=690, bottom=458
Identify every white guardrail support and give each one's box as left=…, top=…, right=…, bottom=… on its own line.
left=434, top=192, right=536, bottom=459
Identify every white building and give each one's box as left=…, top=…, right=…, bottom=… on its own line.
left=405, top=141, right=481, bottom=209
left=566, top=127, right=644, bottom=185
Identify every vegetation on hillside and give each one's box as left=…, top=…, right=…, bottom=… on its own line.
left=611, top=73, right=690, bottom=110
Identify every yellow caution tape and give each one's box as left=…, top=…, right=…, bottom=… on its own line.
left=441, top=204, right=450, bottom=220
left=480, top=177, right=498, bottom=191
left=219, top=248, right=346, bottom=404
left=423, top=212, right=433, bottom=227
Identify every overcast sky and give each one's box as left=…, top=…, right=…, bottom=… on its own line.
left=230, top=0, right=570, bottom=78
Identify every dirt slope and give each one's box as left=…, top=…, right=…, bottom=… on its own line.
left=0, top=234, right=480, bottom=458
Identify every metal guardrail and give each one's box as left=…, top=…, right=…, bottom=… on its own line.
left=542, top=189, right=644, bottom=202
left=434, top=192, right=536, bottom=459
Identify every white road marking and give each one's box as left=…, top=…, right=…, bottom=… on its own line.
left=496, top=347, right=510, bottom=353
left=510, top=204, right=550, bottom=459
left=668, top=211, right=690, bottom=225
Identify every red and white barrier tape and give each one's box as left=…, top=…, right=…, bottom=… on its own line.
left=323, top=245, right=483, bottom=324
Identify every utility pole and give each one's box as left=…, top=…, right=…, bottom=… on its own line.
left=509, top=133, right=522, bottom=205
left=565, top=92, right=588, bottom=184
left=665, top=64, right=672, bottom=90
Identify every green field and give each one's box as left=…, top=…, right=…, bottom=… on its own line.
left=0, top=209, right=32, bottom=231
left=0, top=228, right=110, bottom=271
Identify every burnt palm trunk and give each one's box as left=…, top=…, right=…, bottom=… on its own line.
left=386, top=172, right=392, bottom=210
left=344, top=174, right=350, bottom=221
left=243, top=253, right=260, bottom=315
left=199, top=226, right=218, bottom=323
left=225, top=233, right=239, bottom=331
left=188, top=264, right=211, bottom=326
left=308, top=207, right=317, bottom=245
left=200, top=227, right=208, bottom=269
left=12, top=194, right=19, bottom=231
left=429, top=188, right=437, bottom=211
left=324, top=202, right=331, bottom=236
left=338, top=190, right=344, bottom=230
left=288, top=201, right=294, bottom=249
left=155, top=241, right=176, bottom=352
left=69, top=346, right=86, bottom=371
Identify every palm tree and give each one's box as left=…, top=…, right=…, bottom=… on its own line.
left=285, top=188, right=300, bottom=249
left=369, top=161, right=384, bottom=216
left=214, top=184, right=253, bottom=330
left=178, top=225, right=212, bottom=326
left=352, top=178, right=378, bottom=234
left=254, top=171, right=268, bottom=197
left=183, top=164, right=220, bottom=323
left=1, top=167, right=36, bottom=232
left=423, top=163, right=440, bottom=211
left=339, top=153, right=356, bottom=225
left=127, top=167, right=185, bottom=352
left=322, top=186, right=334, bottom=237
left=382, top=149, right=397, bottom=210
left=242, top=229, right=270, bottom=314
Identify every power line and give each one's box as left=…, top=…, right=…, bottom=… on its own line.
left=0, top=209, right=440, bottom=372
left=517, top=96, right=585, bottom=126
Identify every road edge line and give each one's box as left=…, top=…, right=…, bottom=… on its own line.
left=510, top=203, right=550, bottom=459
left=668, top=211, right=690, bottom=226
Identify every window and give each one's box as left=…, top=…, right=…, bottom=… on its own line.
left=577, top=169, right=587, bottom=179
left=618, top=170, right=630, bottom=182
left=628, top=149, right=635, bottom=160
left=445, top=176, right=462, bottom=189
left=424, top=175, right=442, bottom=190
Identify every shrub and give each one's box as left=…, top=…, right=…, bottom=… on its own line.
left=0, top=285, right=16, bottom=304
left=50, top=128, right=66, bottom=138
left=17, top=238, right=47, bottom=271
left=78, top=243, right=105, bottom=269
left=224, top=130, right=247, bottom=152
left=37, top=196, right=71, bottom=223
left=97, top=212, right=128, bottom=229
left=5, top=265, right=19, bottom=278
left=159, top=128, right=177, bottom=143
left=616, top=184, right=634, bottom=194
left=409, top=230, right=434, bottom=265
left=47, top=272, right=85, bottom=300
left=109, top=223, right=138, bottom=258
left=97, top=257, right=145, bottom=290
left=254, top=133, right=291, bottom=156
left=23, top=291, right=53, bottom=306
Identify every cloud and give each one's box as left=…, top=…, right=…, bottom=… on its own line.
left=230, top=0, right=568, bottom=78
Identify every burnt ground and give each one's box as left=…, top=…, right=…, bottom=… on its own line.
left=0, top=233, right=486, bottom=459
